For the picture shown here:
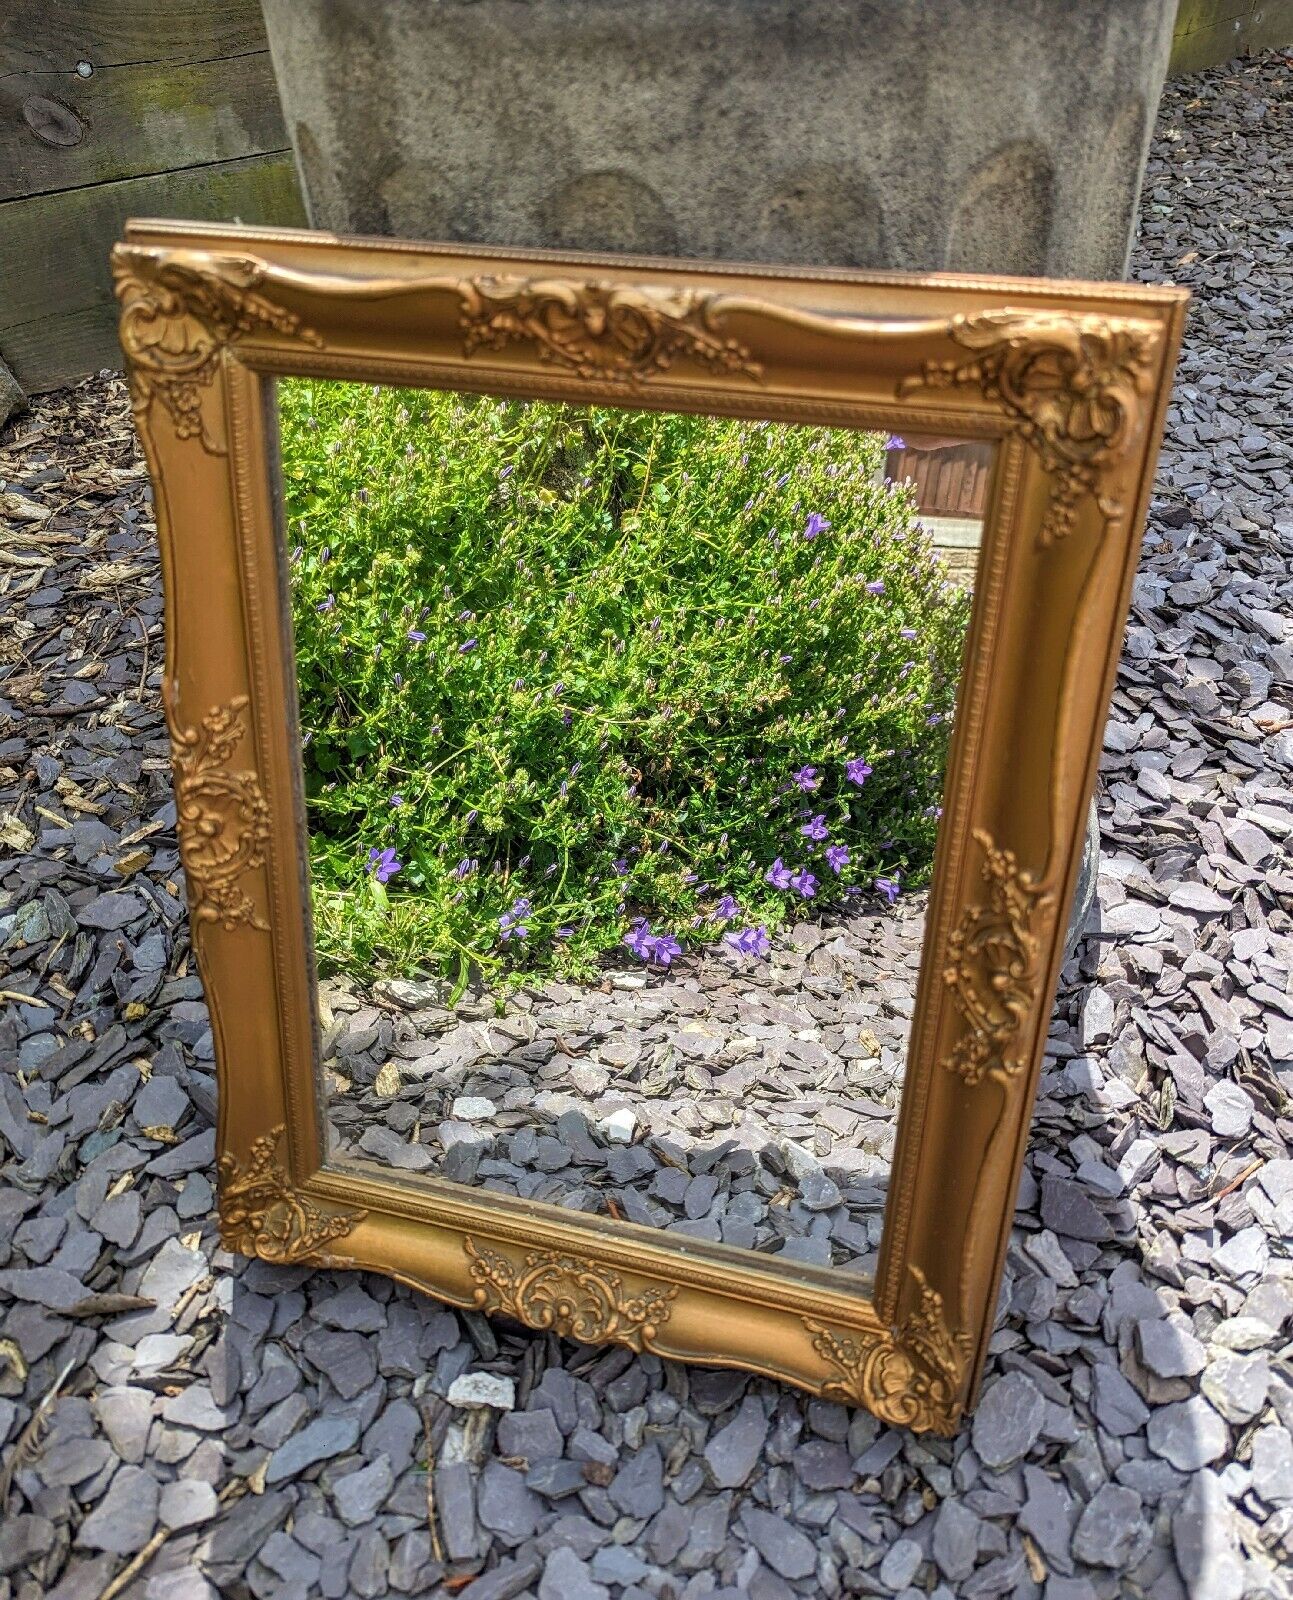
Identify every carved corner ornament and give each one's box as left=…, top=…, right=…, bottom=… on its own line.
left=805, top=1268, right=972, bottom=1435
left=456, top=277, right=763, bottom=386
left=900, top=310, right=1157, bottom=545
left=171, top=695, right=271, bottom=931
left=465, top=1238, right=677, bottom=1352
left=220, top=1126, right=365, bottom=1263
left=112, top=245, right=321, bottom=453
left=941, top=829, right=1054, bottom=1089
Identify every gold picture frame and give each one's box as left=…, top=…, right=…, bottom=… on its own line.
left=112, top=219, right=1185, bottom=1434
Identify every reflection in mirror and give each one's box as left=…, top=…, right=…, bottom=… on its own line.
left=279, top=381, right=988, bottom=1279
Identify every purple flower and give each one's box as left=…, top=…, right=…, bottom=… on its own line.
left=389, top=793, right=404, bottom=808
left=510, top=896, right=532, bottom=917
left=624, top=919, right=681, bottom=965
left=801, top=813, right=829, bottom=843
left=845, top=758, right=873, bottom=787
left=792, top=765, right=820, bottom=792
left=926, top=712, right=943, bottom=726
left=392, top=673, right=403, bottom=688
left=498, top=916, right=529, bottom=942
left=765, top=857, right=793, bottom=890
left=803, top=512, right=831, bottom=540
left=875, top=876, right=901, bottom=906
left=555, top=926, right=574, bottom=939
left=316, top=593, right=336, bottom=613
left=612, top=858, right=630, bottom=877
left=407, top=629, right=426, bottom=642
left=825, top=844, right=850, bottom=875
left=791, top=868, right=818, bottom=899
left=865, top=579, right=886, bottom=595
left=885, top=434, right=906, bottom=451
left=366, top=846, right=401, bottom=885
left=451, top=857, right=476, bottom=879
left=900, top=627, right=918, bottom=640
left=459, top=638, right=478, bottom=654
left=714, top=894, right=739, bottom=920
left=724, top=924, right=771, bottom=959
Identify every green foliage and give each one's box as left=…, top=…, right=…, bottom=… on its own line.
left=280, top=379, right=971, bottom=986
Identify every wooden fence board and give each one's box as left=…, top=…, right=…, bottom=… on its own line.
left=0, top=154, right=305, bottom=394
left=1169, top=0, right=1293, bottom=71
left=0, top=53, right=290, bottom=202
left=0, top=1, right=269, bottom=74
left=0, top=0, right=306, bottom=396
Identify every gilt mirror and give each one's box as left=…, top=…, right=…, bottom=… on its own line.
left=113, top=220, right=1184, bottom=1433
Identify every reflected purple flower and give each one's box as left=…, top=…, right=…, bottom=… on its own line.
left=724, top=925, right=771, bottom=959
left=765, top=858, right=793, bottom=890
left=366, top=846, right=401, bottom=884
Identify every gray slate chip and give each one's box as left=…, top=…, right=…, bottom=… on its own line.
left=703, top=1395, right=768, bottom=1488
left=740, top=1507, right=817, bottom=1581
left=265, top=1415, right=362, bottom=1485
left=76, top=1464, right=160, bottom=1555
left=971, top=1372, right=1046, bottom=1470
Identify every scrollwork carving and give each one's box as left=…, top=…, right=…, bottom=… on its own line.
left=900, top=310, right=1156, bottom=544
left=465, top=1238, right=677, bottom=1351
left=941, top=829, right=1053, bottom=1088
left=220, top=1126, right=365, bottom=1263
left=456, top=277, right=762, bottom=385
left=112, top=246, right=321, bottom=453
left=171, top=695, right=270, bottom=931
left=805, top=1268, right=971, bottom=1435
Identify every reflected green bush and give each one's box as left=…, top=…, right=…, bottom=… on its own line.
left=281, top=380, right=970, bottom=988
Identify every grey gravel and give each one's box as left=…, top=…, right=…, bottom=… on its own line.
left=1, top=54, right=1291, bottom=1600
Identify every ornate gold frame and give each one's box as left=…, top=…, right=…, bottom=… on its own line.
left=113, top=220, right=1184, bottom=1434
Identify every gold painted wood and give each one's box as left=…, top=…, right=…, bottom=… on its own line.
left=113, top=219, right=1185, bottom=1433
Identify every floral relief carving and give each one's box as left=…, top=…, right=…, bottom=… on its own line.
left=805, top=1268, right=972, bottom=1435
left=456, top=277, right=763, bottom=385
left=220, top=1126, right=365, bottom=1263
left=112, top=246, right=322, bottom=453
left=900, top=310, right=1157, bottom=544
left=941, top=829, right=1054, bottom=1088
left=171, top=695, right=271, bottom=931
left=465, top=1238, right=677, bottom=1351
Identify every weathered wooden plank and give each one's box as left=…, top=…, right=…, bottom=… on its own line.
left=0, top=153, right=306, bottom=393
left=1169, top=0, right=1293, bottom=71
left=0, top=52, right=290, bottom=203
left=0, top=0, right=269, bottom=74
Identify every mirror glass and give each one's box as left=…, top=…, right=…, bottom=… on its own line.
left=278, top=380, right=989, bottom=1280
